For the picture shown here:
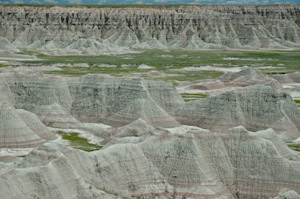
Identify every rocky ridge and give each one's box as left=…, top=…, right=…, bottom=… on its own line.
left=1, top=126, right=300, bottom=199
left=0, top=68, right=300, bottom=198
left=190, top=67, right=283, bottom=91
left=176, top=85, right=300, bottom=140
left=0, top=5, right=300, bottom=55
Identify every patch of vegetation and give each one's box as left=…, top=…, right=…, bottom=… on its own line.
left=26, top=49, right=300, bottom=70
left=0, top=64, right=8, bottom=68
left=15, top=48, right=300, bottom=85
left=181, top=93, right=208, bottom=102
left=56, top=131, right=102, bottom=152
left=16, top=49, right=36, bottom=56
left=287, top=143, right=300, bottom=152
left=294, top=100, right=300, bottom=107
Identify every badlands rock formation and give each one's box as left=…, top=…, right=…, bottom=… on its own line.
left=1, top=126, right=300, bottom=199
left=0, top=68, right=300, bottom=198
left=0, top=5, right=300, bottom=55
left=272, top=188, right=300, bottom=199
left=273, top=72, right=300, bottom=84
left=272, top=72, right=300, bottom=99
left=190, top=67, right=283, bottom=91
left=0, top=69, right=182, bottom=128
left=68, top=74, right=182, bottom=127
left=0, top=69, right=80, bottom=128
left=176, top=85, right=300, bottom=140
left=0, top=102, right=55, bottom=148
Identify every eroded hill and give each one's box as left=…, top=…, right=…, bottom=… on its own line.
left=0, top=5, right=300, bottom=55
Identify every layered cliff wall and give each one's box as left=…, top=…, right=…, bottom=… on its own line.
left=0, top=5, right=300, bottom=55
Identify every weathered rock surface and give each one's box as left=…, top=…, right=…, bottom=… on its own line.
left=0, top=68, right=300, bottom=198
left=0, top=69, right=80, bottom=128
left=0, top=69, right=182, bottom=128
left=0, top=126, right=300, bottom=199
left=272, top=188, right=300, bottom=199
left=0, top=143, right=117, bottom=199
left=175, top=85, right=300, bottom=140
left=273, top=72, right=300, bottom=84
left=68, top=74, right=182, bottom=127
left=2, top=69, right=300, bottom=141
left=272, top=72, right=300, bottom=99
left=0, top=37, right=18, bottom=52
left=0, top=102, right=54, bottom=148
left=0, top=5, right=300, bottom=55
left=189, top=67, right=283, bottom=91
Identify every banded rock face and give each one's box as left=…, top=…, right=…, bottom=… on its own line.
left=272, top=72, right=300, bottom=100
left=0, top=5, right=300, bottom=55
left=175, top=85, right=300, bottom=140
left=0, top=70, right=182, bottom=128
left=0, top=127, right=300, bottom=199
left=272, top=189, right=300, bottom=199
left=273, top=72, right=300, bottom=84
left=68, top=74, right=182, bottom=127
left=190, top=67, right=283, bottom=91
left=0, top=102, right=54, bottom=148
left=0, top=143, right=116, bottom=199
left=0, top=69, right=79, bottom=128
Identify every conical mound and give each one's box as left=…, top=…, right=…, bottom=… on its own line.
left=16, top=109, right=56, bottom=141
left=0, top=102, right=46, bottom=148
left=68, top=74, right=180, bottom=128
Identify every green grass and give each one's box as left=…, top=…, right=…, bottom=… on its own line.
left=56, top=131, right=102, bottom=152
left=181, top=93, right=208, bottom=102
left=294, top=100, right=300, bottom=107
left=12, top=48, right=300, bottom=85
left=27, top=49, right=300, bottom=70
left=287, top=143, right=300, bottom=152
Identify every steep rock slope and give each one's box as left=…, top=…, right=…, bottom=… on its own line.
left=273, top=72, right=300, bottom=84
left=68, top=74, right=182, bottom=127
left=0, top=70, right=182, bottom=128
left=0, top=102, right=54, bottom=148
left=190, top=67, right=283, bottom=91
left=175, top=85, right=300, bottom=140
left=0, top=5, right=299, bottom=54
left=272, top=72, right=300, bottom=99
left=0, top=143, right=116, bottom=199
left=0, top=69, right=80, bottom=128
left=0, top=127, right=300, bottom=199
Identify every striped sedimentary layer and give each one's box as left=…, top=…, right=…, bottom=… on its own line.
left=0, top=5, right=299, bottom=55
left=0, top=102, right=54, bottom=148
left=0, top=127, right=299, bottom=199
left=0, top=69, right=80, bottom=128
left=273, top=72, right=300, bottom=84
left=0, top=70, right=181, bottom=129
left=190, top=67, right=283, bottom=91
left=0, top=143, right=117, bottom=199
left=16, top=109, right=56, bottom=141
left=175, top=85, right=300, bottom=140
left=68, top=74, right=182, bottom=127
left=1, top=69, right=300, bottom=140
